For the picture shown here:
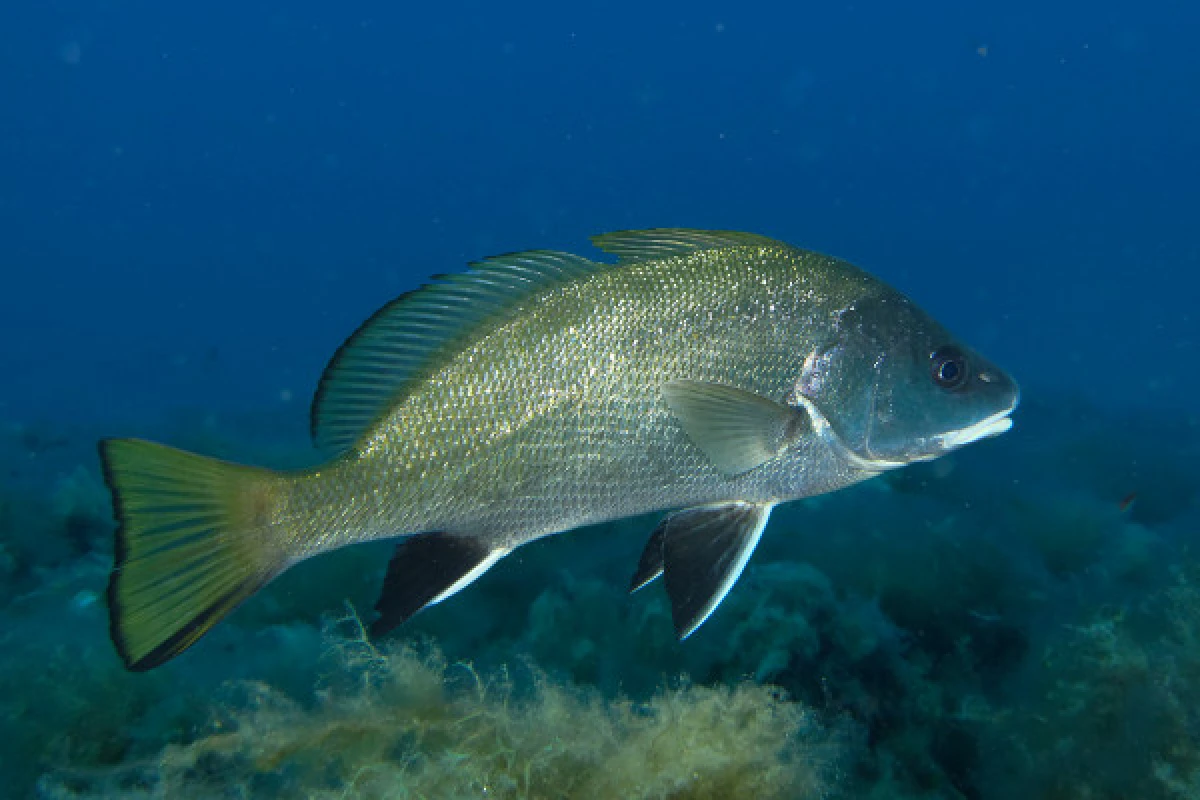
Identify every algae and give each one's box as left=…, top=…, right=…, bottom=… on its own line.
left=40, top=611, right=843, bottom=799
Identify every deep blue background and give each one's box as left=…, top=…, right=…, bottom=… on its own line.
left=1, top=1, right=1196, bottom=431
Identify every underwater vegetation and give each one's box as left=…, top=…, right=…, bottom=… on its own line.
left=1, top=395, right=1198, bottom=798
left=976, top=565, right=1200, bottom=799
left=39, top=613, right=841, bottom=799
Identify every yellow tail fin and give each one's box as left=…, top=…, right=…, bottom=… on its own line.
left=99, top=439, right=288, bottom=671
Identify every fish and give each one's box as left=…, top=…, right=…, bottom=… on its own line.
left=98, top=229, right=1019, bottom=671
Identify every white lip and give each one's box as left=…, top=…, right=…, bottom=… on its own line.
left=934, top=408, right=1014, bottom=451
left=800, top=393, right=1017, bottom=474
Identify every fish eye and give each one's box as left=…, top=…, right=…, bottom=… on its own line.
left=930, top=346, right=969, bottom=390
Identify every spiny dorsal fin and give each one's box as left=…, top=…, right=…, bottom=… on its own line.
left=590, top=229, right=786, bottom=264
left=311, top=250, right=599, bottom=453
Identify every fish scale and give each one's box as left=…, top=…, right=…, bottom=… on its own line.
left=98, top=229, right=1017, bottom=670
left=312, top=249, right=831, bottom=540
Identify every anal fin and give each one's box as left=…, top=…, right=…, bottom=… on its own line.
left=371, top=532, right=507, bottom=637
left=647, top=501, right=774, bottom=639
left=629, top=524, right=666, bottom=593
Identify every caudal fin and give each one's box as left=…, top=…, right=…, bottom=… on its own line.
left=99, top=439, right=289, bottom=671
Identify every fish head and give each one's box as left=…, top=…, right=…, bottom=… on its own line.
left=794, top=291, right=1019, bottom=470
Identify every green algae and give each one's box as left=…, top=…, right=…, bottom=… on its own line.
left=41, top=612, right=842, bottom=799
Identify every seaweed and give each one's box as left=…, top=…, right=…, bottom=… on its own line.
left=40, top=611, right=845, bottom=799
left=9, top=398, right=1200, bottom=799
left=975, top=565, right=1200, bottom=799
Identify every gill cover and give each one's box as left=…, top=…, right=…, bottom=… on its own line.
left=797, top=293, right=1018, bottom=466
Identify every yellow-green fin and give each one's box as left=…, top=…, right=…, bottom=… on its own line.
left=311, top=250, right=600, bottom=453
left=590, top=228, right=786, bottom=264
left=100, top=438, right=288, bottom=671
left=662, top=380, right=812, bottom=475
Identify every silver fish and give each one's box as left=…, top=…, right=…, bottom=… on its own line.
left=99, top=229, right=1018, bottom=670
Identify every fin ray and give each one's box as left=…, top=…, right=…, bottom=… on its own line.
left=663, top=380, right=811, bottom=475
left=370, top=532, right=507, bottom=637
left=100, top=439, right=289, bottom=671
left=629, top=524, right=666, bottom=592
left=590, top=229, right=786, bottom=264
left=656, top=501, right=774, bottom=639
left=311, top=250, right=601, bottom=453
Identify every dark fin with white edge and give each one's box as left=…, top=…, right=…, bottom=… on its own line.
left=658, top=501, right=775, bottom=639
left=662, top=380, right=812, bottom=476
left=590, top=229, right=787, bottom=264
left=370, top=532, right=508, bottom=637
left=629, top=523, right=666, bottom=592
left=312, top=250, right=602, bottom=454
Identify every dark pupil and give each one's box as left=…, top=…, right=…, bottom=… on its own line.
left=931, top=346, right=968, bottom=389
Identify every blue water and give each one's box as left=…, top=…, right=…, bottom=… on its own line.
left=4, top=1, right=1196, bottom=425
left=1, top=2, right=1197, bottom=798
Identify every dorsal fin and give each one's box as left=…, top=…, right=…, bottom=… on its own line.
left=311, top=249, right=599, bottom=453
left=590, top=229, right=785, bottom=264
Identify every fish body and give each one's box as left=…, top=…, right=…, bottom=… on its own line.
left=100, top=230, right=1018, bottom=671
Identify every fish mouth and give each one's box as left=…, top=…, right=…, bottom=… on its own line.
left=811, top=392, right=1018, bottom=474
left=932, top=405, right=1016, bottom=452
left=858, top=392, right=1018, bottom=469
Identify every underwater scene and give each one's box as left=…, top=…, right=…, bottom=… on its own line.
left=2, top=1, right=1197, bottom=798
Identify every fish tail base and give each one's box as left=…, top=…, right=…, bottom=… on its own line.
left=99, top=438, right=288, bottom=671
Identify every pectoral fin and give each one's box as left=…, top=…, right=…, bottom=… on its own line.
left=662, top=380, right=810, bottom=475
left=634, top=501, right=774, bottom=639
